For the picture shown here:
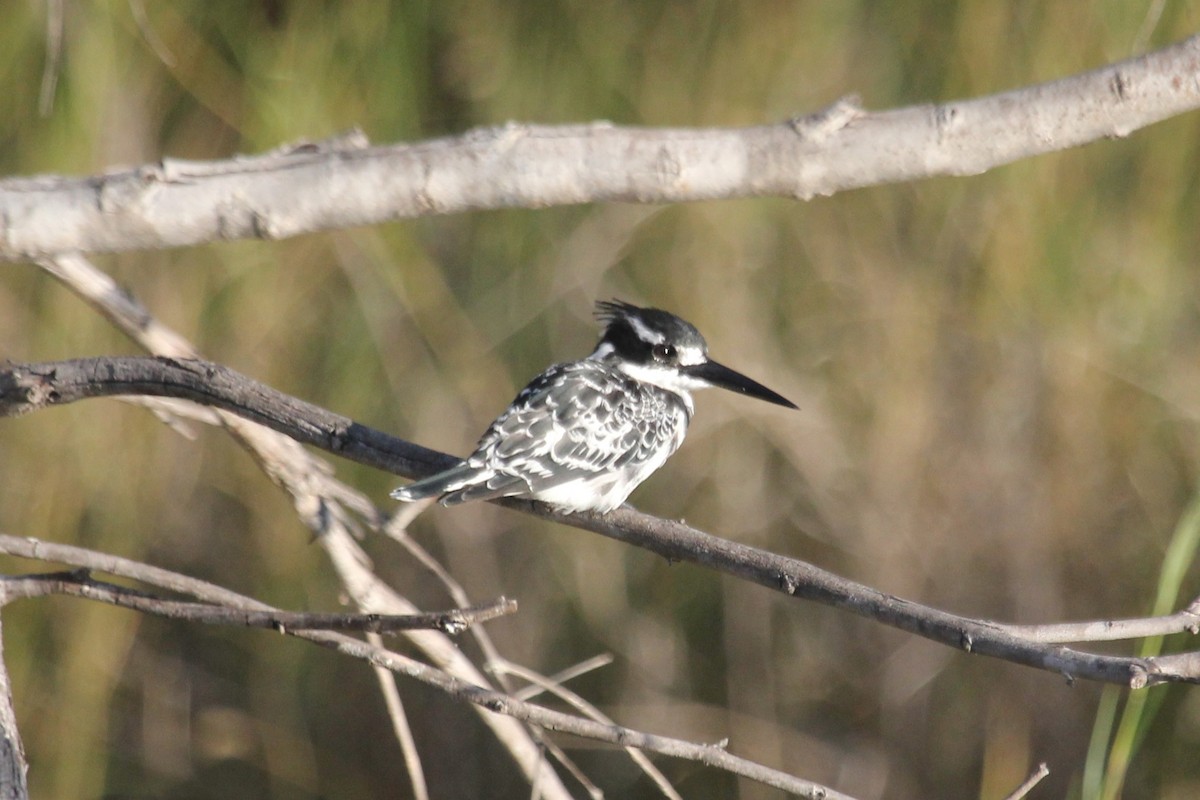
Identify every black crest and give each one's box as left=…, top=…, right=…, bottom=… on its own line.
left=593, top=300, right=707, bottom=351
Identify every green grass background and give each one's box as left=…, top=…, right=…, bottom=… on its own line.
left=2, top=3, right=1199, bottom=798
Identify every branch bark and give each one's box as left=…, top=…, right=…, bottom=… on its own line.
left=1, top=34, right=1198, bottom=260
left=4, top=355, right=1197, bottom=687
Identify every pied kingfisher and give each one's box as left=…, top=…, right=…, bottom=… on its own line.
left=391, top=300, right=796, bottom=513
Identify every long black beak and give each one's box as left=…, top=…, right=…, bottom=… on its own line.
left=684, top=359, right=798, bottom=409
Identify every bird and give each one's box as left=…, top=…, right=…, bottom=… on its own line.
left=391, top=300, right=796, bottom=514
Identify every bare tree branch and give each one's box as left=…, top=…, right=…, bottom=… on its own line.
left=0, top=570, right=515, bottom=634
left=4, top=354, right=1197, bottom=687
left=2, top=35, right=1198, bottom=260
left=366, top=631, right=430, bottom=800
left=0, top=532, right=853, bottom=800
left=509, top=654, right=616, bottom=702
left=496, top=659, right=684, bottom=800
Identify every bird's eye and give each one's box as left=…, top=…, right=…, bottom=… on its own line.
left=652, top=344, right=676, bottom=361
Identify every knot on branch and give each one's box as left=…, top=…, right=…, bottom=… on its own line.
left=1129, top=664, right=1150, bottom=690
left=0, top=364, right=59, bottom=417
left=788, top=96, right=863, bottom=142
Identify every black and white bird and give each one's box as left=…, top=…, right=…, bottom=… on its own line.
left=391, top=300, right=796, bottom=513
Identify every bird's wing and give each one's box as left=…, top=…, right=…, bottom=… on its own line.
left=397, top=362, right=687, bottom=507
left=465, top=362, right=684, bottom=492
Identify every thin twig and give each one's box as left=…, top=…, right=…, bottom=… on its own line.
left=510, top=654, right=616, bottom=702
left=367, top=632, right=429, bottom=800
left=499, top=660, right=684, bottom=800
left=307, top=632, right=847, bottom=798
left=0, top=571, right=515, bottom=634
left=1002, top=762, right=1050, bottom=800
left=382, top=512, right=516, bottom=678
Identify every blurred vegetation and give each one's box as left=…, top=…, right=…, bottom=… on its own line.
left=1, top=2, right=1199, bottom=798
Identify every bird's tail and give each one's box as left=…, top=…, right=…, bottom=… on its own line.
left=392, top=463, right=534, bottom=506
left=390, top=463, right=481, bottom=503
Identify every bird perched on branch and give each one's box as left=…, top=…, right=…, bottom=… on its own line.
left=391, top=300, right=796, bottom=513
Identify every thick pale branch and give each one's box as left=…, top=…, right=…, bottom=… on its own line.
left=0, top=533, right=848, bottom=800
left=2, top=35, right=1199, bottom=259
left=3, top=356, right=1198, bottom=687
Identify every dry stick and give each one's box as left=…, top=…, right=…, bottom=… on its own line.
left=0, top=533, right=852, bottom=800
left=3, top=355, right=1198, bottom=688
left=0, top=571, right=515, bottom=634
left=1002, top=762, right=1050, bottom=800
left=366, top=631, right=430, bottom=800
left=510, top=654, right=616, bottom=703
left=383, top=512, right=608, bottom=799
left=2, top=35, right=1200, bottom=260
left=498, top=660, right=684, bottom=800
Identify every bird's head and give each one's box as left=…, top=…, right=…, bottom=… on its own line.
left=590, top=300, right=797, bottom=409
